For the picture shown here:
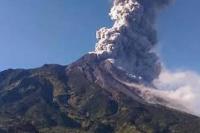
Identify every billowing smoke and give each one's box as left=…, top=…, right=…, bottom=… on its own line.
left=121, top=69, right=200, bottom=116
left=91, top=0, right=200, bottom=116
left=95, top=0, right=171, bottom=83
left=154, top=70, right=200, bottom=116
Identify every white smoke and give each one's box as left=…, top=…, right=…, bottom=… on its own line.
left=120, top=69, right=200, bottom=116
left=153, top=69, right=200, bottom=116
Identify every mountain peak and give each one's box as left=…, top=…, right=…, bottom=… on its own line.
left=0, top=62, right=200, bottom=132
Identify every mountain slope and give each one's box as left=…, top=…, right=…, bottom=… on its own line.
left=0, top=56, right=200, bottom=133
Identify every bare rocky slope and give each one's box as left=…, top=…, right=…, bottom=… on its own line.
left=0, top=54, right=200, bottom=133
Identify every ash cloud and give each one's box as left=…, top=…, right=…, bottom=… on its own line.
left=95, top=0, right=171, bottom=83
left=154, top=69, right=200, bottom=116
left=91, top=0, right=200, bottom=116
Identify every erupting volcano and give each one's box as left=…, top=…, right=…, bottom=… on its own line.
left=0, top=0, right=200, bottom=132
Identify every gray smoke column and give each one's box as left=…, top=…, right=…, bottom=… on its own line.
left=94, top=0, right=171, bottom=83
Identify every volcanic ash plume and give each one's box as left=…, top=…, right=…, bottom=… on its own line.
left=89, top=0, right=200, bottom=116
left=153, top=70, right=200, bottom=116
left=94, top=0, right=170, bottom=83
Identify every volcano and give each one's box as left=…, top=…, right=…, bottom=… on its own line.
left=0, top=0, right=200, bottom=132
left=0, top=57, right=200, bottom=133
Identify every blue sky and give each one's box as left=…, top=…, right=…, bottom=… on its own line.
left=0, top=0, right=199, bottom=73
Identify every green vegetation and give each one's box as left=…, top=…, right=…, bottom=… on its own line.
left=0, top=64, right=200, bottom=133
